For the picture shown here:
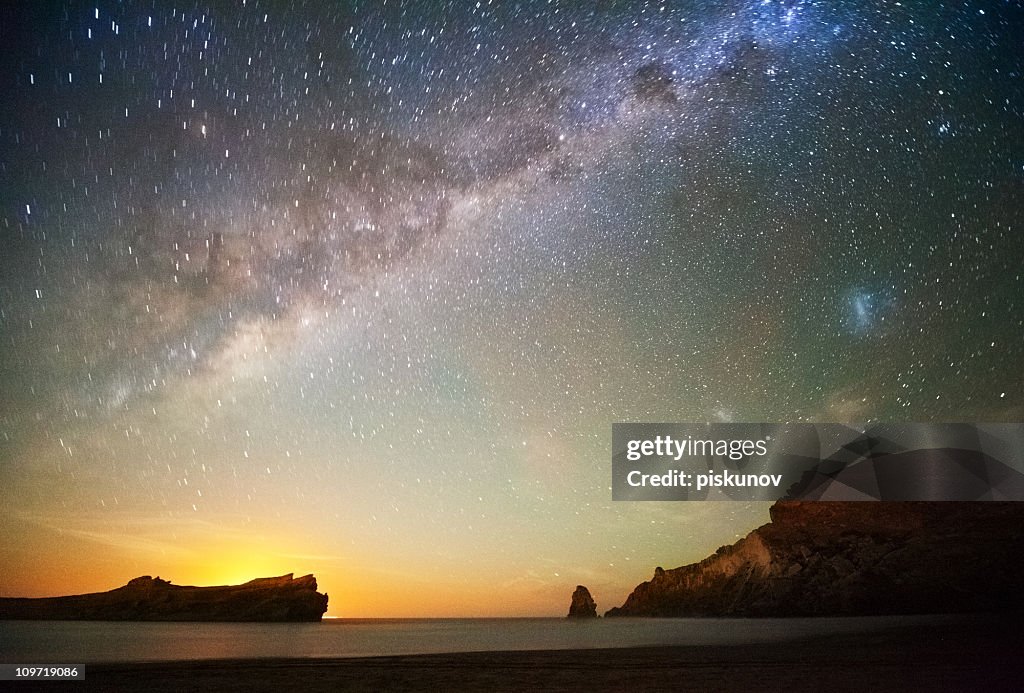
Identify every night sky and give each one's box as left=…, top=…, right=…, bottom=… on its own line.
left=1, top=0, right=1022, bottom=616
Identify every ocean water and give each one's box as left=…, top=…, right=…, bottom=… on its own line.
left=0, top=614, right=961, bottom=663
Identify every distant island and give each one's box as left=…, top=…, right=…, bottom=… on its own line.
left=606, top=501, right=1024, bottom=617
left=0, top=573, right=328, bottom=622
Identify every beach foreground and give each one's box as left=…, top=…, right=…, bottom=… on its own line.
left=24, top=617, right=1023, bottom=692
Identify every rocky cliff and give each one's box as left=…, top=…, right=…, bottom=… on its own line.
left=0, top=573, right=329, bottom=621
left=567, top=585, right=597, bottom=618
left=606, top=502, right=1024, bottom=617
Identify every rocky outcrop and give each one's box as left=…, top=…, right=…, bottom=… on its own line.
left=0, top=573, right=328, bottom=621
left=606, top=502, right=1024, bottom=617
left=567, top=585, right=597, bottom=618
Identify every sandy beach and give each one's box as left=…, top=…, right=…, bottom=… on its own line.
left=22, top=617, right=1022, bottom=692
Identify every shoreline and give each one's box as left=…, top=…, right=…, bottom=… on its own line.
left=21, top=617, right=1023, bottom=691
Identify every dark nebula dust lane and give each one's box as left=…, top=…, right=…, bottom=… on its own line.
left=0, top=1, right=1022, bottom=615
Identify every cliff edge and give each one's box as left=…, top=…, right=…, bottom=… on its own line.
left=606, top=502, right=1024, bottom=617
left=0, top=573, right=329, bottom=622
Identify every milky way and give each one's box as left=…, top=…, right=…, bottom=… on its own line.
left=1, top=1, right=1022, bottom=615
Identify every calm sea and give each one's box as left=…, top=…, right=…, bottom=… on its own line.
left=0, top=615, right=960, bottom=663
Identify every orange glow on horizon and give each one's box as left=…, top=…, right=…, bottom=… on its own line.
left=188, top=554, right=299, bottom=589
left=1, top=513, right=628, bottom=617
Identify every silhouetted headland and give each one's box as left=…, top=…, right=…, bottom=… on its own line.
left=0, top=573, right=328, bottom=621
left=606, top=501, right=1024, bottom=617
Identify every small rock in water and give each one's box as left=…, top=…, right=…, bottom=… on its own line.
left=567, top=585, right=597, bottom=619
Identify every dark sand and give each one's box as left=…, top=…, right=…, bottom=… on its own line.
left=24, top=617, right=1024, bottom=692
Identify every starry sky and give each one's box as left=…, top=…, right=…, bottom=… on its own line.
left=1, top=0, right=1022, bottom=617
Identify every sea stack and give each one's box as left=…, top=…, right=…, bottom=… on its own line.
left=567, top=585, right=597, bottom=618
